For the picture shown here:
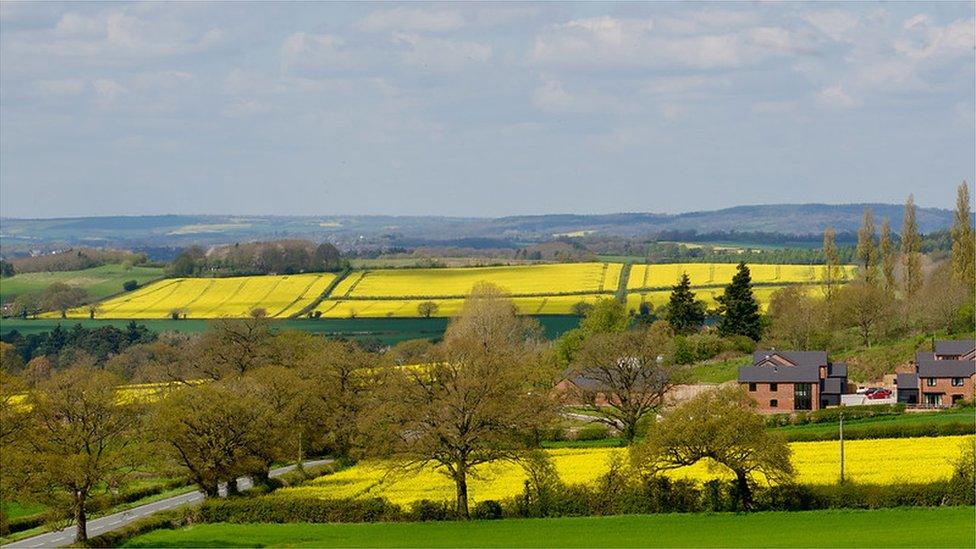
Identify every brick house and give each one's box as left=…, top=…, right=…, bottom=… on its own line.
left=738, top=351, right=848, bottom=413
left=896, top=340, right=975, bottom=407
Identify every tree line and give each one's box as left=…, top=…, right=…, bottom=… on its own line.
left=167, top=240, right=344, bottom=277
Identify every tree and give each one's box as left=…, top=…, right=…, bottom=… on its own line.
left=22, top=367, right=144, bottom=542
left=122, top=280, right=139, bottom=292
left=570, top=324, right=677, bottom=442
left=154, top=379, right=271, bottom=497
left=192, top=317, right=274, bottom=380
left=40, top=282, right=88, bottom=318
left=901, top=195, right=923, bottom=299
left=716, top=262, right=762, bottom=341
left=314, top=242, right=343, bottom=271
left=919, top=263, right=971, bottom=334
left=631, top=385, right=793, bottom=510
left=417, top=301, right=439, bottom=318
left=365, top=284, right=554, bottom=518
left=11, top=293, right=42, bottom=319
left=765, top=287, right=822, bottom=350
left=879, top=218, right=896, bottom=291
left=836, top=280, right=894, bottom=346
left=0, top=342, right=24, bottom=374
left=0, top=259, right=14, bottom=278
left=555, top=298, right=630, bottom=365
left=665, top=273, right=705, bottom=335
left=951, top=181, right=975, bottom=287
left=856, top=208, right=877, bottom=284
left=821, top=227, right=842, bottom=327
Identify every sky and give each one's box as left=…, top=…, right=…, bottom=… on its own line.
left=0, top=2, right=973, bottom=218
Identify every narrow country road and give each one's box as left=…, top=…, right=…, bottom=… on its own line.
left=4, top=459, right=332, bottom=549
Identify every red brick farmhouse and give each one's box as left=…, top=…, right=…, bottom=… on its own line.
left=738, top=351, right=848, bottom=413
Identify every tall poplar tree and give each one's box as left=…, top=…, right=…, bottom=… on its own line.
left=665, top=273, right=705, bottom=335
left=951, top=181, right=975, bottom=287
left=821, top=226, right=841, bottom=326
left=879, top=218, right=896, bottom=291
left=856, top=209, right=877, bottom=284
left=716, top=262, right=762, bottom=341
left=901, top=195, right=922, bottom=299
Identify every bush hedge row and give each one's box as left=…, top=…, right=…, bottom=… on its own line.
left=782, top=421, right=975, bottom=442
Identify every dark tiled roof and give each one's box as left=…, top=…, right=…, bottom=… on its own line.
left=739, top=364, right=820, bottom=383
left=752, top=350, right=828, bottom=366
left=917, top=359, right=976, bottom=378
left=564, top=367, right=668, bottom=392
left=896, top=373, right=919, bottom=390
left=823, top=377, right=844, bottom=394
left=934, top=339, right=976, bottom=357
left=916, top=352, right=935, bottom=363
left=830, top=362, right=848, bottom=378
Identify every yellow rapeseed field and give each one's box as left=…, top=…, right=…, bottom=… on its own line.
left=281, top=436, right=970, bottom=505
left=625, top=285, right=821, bottom=312
left=626, top=263, right=856, bottom=291
left=60, top=274, right=336, bottom=319
left=315, top=263, right=622, bottom=317
left=330, top=263, right=622, bottom=299
left=315, top=294, right=611, bottom=318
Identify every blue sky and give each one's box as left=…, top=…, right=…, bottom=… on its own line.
left=1, top=1, right=973, bottom=218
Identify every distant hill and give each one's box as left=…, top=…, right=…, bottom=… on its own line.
left=0, top=203, right=963, bottom=255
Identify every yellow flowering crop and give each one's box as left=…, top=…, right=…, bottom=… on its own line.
left=627, top=263, right=856, bottom=291
left=280, top=436, right=970, bottom=505
left=59, top=274, right=335, bottom=319
left=626, top=285, right=822, bottom=312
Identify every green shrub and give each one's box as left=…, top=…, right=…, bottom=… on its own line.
left=409, top=499, right=455, bottom=521
left=471, top=500, right=503, bottom=520
left=809, top=403, right=905, bottom=423
left=783, top=421, right=975, bottom=442
left=122, top=280, right=139, bottom=292
left=575, top=424, right=611, bottom=441
left=198, top=496, right=404, bottom=524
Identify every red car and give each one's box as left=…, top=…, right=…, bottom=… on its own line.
left=867, top=389, right=892, bottom=399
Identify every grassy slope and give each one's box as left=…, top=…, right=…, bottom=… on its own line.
left=123, top=507, right=975, bottom=548
left=0, top=264, right=164, bottom=303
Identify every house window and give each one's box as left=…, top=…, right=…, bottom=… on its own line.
left=952, top=395, right=964, bottom=404
left=769, top=399, right=778, bottom=408
left=769, top=383, right=778, bottom=392
left=952, top=378, right=964, bottom=387
left=794, top=383, right=812, bottom=411
left=923, top=393, right=943, bottom=407
left=748, top=383, right=757, bottom=392
left=926, top=378, right=937, bottom=387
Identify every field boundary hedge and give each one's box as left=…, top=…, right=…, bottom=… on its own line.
left=290, top=268, right=351, bottom=318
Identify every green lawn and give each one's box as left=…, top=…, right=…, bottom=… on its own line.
left=771, top=408, right=975, bottom=440
left=685, top=356, right=750, bottom=383
left=123, top=507, right=974, bottom=548
left=0, top=264, right=164, bottom=303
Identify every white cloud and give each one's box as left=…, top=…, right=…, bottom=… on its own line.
left=817, top=84, right=860, bottom=108
left=803, top=10, right=861, bottom=42
left=280, top=32, right=357, bottom=76
left=529, top=16, right=801, bottom=70
left=360, top=8, right=465, bottom=33
left=393, top=33, right=492, bottom=71
left=220, top=98, right=270, bottom=118
left=532, top=80, right=574, bottom=112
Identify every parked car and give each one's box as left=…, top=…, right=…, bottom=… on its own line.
left=867, top=389, right=892, bottom=399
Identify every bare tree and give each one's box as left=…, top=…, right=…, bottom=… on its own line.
left=836, top=280, right=894, bottom=346
left=365, top=283, right=554, bottom=518
left=569, top=323, right=677, bottom=442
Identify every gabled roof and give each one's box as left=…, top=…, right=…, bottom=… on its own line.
left=751, top=351, right=828, bottom=367
left=830, top=362, right=848, bottom=378
left=917, top=358, right=976, bottom=379
left=739, top=364, right=820, bottom=383
left=896, top=373, right=919, bottom=390
left=934, top=339, right=976, bottom=358
left=562, top=367, right=669, bottom=392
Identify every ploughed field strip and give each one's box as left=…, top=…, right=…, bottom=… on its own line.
left=56, top=274, right=336, bottom=319
left=49, top=262, right=858, bottom=319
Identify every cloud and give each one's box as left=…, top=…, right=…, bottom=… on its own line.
left=280, top=32, right=359, bottom=76
left=803, top=10, right=861, bottom=42
left=359, top=8, right=465, bottom=33
left=393, top=33, right=492, bottom=71
left=220, top=98, right=270, bottom=118
left=529, top=15, right=803, bottom=71
left=817, top=84, right=860, bottom=108
left=33, top=78, right=86, bottom=96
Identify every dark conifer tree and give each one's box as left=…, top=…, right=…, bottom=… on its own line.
left=717, top=262, right=762, bottom=341
left=665, top=273, right=705, bottom=335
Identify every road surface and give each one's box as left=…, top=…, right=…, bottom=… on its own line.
left=4, top=459, right=332, bottom=548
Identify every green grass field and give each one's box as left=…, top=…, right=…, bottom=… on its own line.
left=772, top=408, right=976, bottom=439
left=0, top=316, right=581, bottom=344
left=0, top=264, right=164, bottom=303
left=122, top=507, right=974, bottom=548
